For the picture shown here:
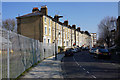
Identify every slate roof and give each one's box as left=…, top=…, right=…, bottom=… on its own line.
left=16, top=12, right=42, bottom=19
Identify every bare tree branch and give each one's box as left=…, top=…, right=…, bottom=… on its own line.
left=2, top=18, right=17, bottom=32
left=97, top=16, right=117, bottom=47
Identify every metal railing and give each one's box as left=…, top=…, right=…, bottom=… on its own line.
left=1, top=28, right=55, bottom=79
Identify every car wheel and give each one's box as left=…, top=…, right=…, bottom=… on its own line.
left=107, top=56, right=111, bottom=59
left=97, top=55, right=101, bottom=59
left=65, top=54, right=67, bottom=57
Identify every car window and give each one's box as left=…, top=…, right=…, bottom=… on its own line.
left=92, top=48, right=96, bottom=50
left=99, top=49, right=109, bottom=52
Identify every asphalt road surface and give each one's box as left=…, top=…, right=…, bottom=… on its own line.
left=61, top=51, right=120, bottom=79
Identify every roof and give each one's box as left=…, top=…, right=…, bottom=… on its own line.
left=16, top=12, right=91, bottom=35
left=16, top=12, right=42, bottom=19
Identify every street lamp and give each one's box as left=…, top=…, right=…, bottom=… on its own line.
left=54, top=15, right=63, bottom=60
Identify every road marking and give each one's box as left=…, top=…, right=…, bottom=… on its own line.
left=73, top=56, right=79, bottom=66
left=92, top=75, right=96, bottom=78
left=83, top=68, right=86, bottom=70
left=87, top=71, right=89, bottom=73
left=112, top=63, right=115, bottom=65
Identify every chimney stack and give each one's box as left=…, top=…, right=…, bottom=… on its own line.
left=54, top=15, right=59, bottom=22
left=32, top=7, right=39, bottom=13
left=64, top=20, right=68, bottom=26
left=40, top=5, right=48, bottom=15
left=54, top=15, right=63, bottom=22
left=77, top=27, right=81, bottom=31
left=72, top=25, right=76, bottom=29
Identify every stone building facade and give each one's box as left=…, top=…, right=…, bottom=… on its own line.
left=16, top=6, right=91, bottom=49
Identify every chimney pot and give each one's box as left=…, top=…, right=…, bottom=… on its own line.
left=32, top=7, right=39, bottom=13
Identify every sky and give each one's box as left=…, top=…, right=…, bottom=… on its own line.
left=1, top=0, right=120, bottom=2
left=2, top=2, right=118, bottom=34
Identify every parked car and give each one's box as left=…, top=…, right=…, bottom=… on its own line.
left=71, top=48, right=77, bottom=53
left=85, top=47, right=90, bottom=51
left=77, top=47, right=81, bottom=52
left=65, top=48, right=74, bottom=56
left=75, top=48, right=79, bottom=52
left=89, top=48, right=97, bottom=54
left=94, top=49, right=111, bottom=59
left=81, top=47, right=85, bottom=51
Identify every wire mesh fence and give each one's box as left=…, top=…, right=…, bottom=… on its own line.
left=1, top=28, right=55, bottom=79
left=0, top=28, right=2, bottom=80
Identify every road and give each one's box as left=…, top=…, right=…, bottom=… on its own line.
left=61, top=51, right=120, bottom=79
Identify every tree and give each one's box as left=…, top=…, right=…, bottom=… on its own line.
left=98, top=16, right=116, bottom=48
left=2, top=18, right=17, bottom=32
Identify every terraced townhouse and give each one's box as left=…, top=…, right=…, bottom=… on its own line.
left=16, top=5, right=92, bottom=49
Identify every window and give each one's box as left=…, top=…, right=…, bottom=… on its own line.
left=45, top=27, right=47, bottom=35
left=48, top=39, right=50, bottom=43
left=68, top=33, right=69, bottom=38
left=49, top=28, right=51, bottom=35
left=49, top=19, right=51, bottom=26
left=45, top=16, right=47, bottom=22
left=66, top=41, right=68, bottom=46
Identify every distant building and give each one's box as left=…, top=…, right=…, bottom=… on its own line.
left=76, top=27, right=80, bottom=47
left=91, top=33, right=97, bottom=47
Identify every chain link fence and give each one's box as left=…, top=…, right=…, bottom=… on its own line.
left=1, top=28, right=55, bottom=79
left=0, top=27, right=2, bottom=80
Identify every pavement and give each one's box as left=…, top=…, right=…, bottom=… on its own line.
left=111, top=52, right=120, bottom=64
left=20, top=54, right=64, bottom=79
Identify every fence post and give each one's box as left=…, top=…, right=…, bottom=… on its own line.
left=7, top=30, right=10, bottom=78
left=0, top=28, right=2, bottom=79
left=54, top=43, right=55, bottom=56
left=32, top=40, right=35, bottom=65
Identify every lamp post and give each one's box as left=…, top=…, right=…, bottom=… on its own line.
left=54, top=15, right=63, bottom=60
